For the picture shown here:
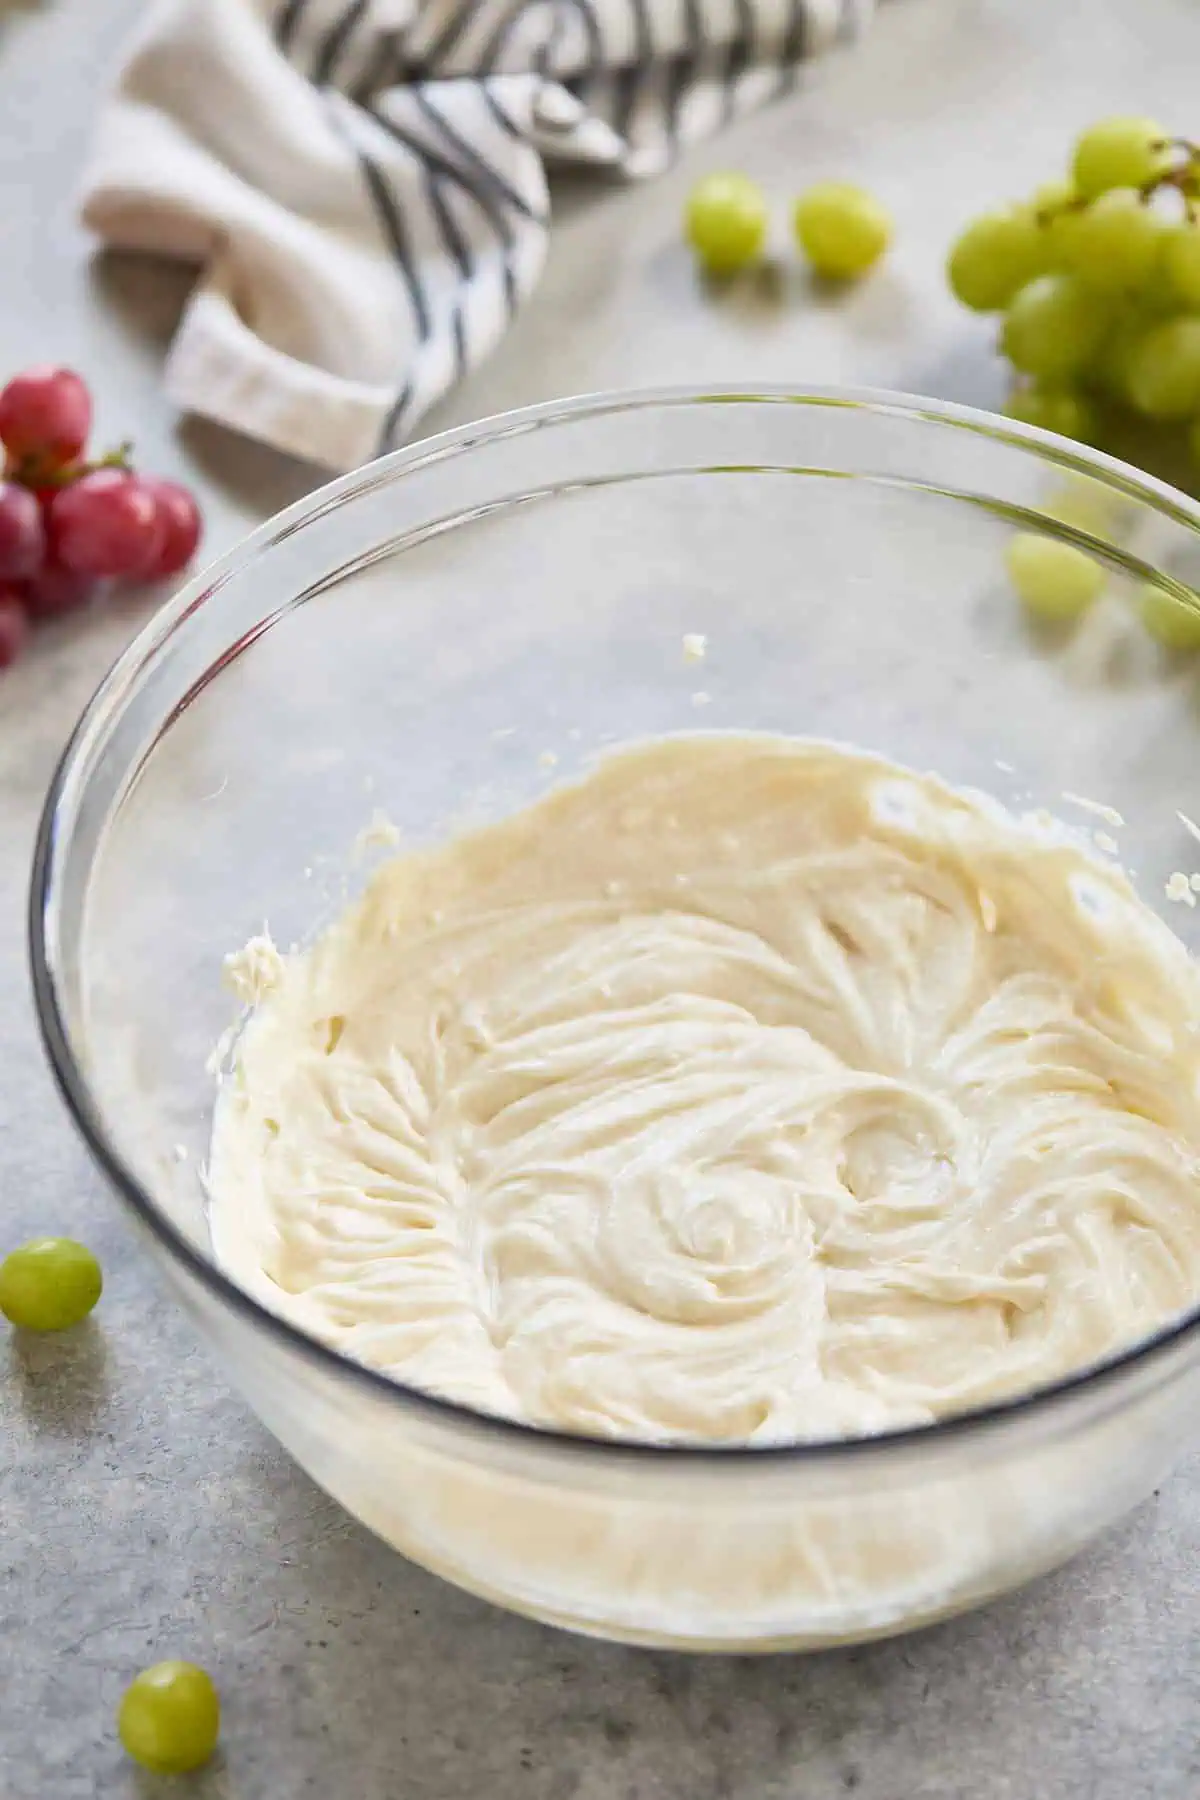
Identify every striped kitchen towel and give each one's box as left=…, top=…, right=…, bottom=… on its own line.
left=81, top=0, right=876, bottom=471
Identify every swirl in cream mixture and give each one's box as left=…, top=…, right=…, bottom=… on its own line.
left=209, top=737, right=1200, bottom=1443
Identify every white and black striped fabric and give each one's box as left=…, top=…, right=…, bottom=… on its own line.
left=83, top=0, right=876, bottom=470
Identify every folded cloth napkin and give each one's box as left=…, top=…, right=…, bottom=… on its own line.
left=82, top=0, right=875, bottom=471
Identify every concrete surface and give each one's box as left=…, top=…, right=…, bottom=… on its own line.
left=5, top=0, right=1200, bottom=1793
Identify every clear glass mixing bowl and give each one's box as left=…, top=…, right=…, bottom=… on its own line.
left=30, top=386, right=1200, bottom=1652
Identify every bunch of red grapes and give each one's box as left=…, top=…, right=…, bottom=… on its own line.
left=0, top=366, right=203, bottom=669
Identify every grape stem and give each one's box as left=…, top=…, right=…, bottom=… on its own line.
left=1137, top=144, right=1200, bottom=209
left=94, top=441, right=134, bottom=472
left=6, top=439, right=134, bottom=491
left=1139, top=170, right=1190, bottom=200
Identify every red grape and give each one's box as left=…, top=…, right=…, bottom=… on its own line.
left=31, top=473, right=80, bottom=510
left=0, top=589, right=29, bottom=667
left=0, top=367, right=92, bottom=466
left=0, top=481, right=44, bottom=580
left=47, top=470, right=163, bottom=579
left=139, top=478, right=202, bottom=580
left=23, top=561, right=98, bottom=619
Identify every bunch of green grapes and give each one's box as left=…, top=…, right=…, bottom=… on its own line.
left=948, top=116, right=1200, bottom=456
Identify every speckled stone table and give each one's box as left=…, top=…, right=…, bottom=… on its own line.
left=7, top=0, right=1200, bottom=1794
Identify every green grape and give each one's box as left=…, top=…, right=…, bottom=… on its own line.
left=1064, top=189, right=1166, bottom=295
left=1004, top=385, right=1097, bottom=441
left=1033, top=179, right=1076, bottom=216
left=1005, top=534, right=1106, bottom=621
left=1163, top=220, right=1200, bottom=308
left=1140, top=584, right=1200, bottom=650
left=0, top=1237, right=102, bottom=1330
left=118, top=1662, right=220, bottom=1774
left=1000, top=275, right=1108, bottom=381
left=1030, top=181, right=1081, bottom=269
left=1125, top=315, right=1200, bottom=417
left=1072, top=116, right=1172, bottom=199
left=1043, top=207, right=1085, bottom=272
left=1041, top=474, right=1121, bottom=540
left=793, top=182, right=891, bottom=279
left=684, top=173, right=768, bottom=274
left=1087, top=308, right=1147, bottom=399
left=948, top=208, right=1046, bottom=311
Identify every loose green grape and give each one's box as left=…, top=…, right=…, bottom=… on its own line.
left=1125, top=315, right=1200, bottom=417
left=118, top=1662, right=220, bottom=1774
left=948, top=208, right=1045, bottom=311
left=684, top=172, right=768, bottom=274
left=1004, top=385, right=1097, bottom=442
left=0, top=1237, right=102, bottom=1330
left=1064, top=189, right=1166, bottom=295
left=1163, top=220, right=1200, bottom=308
left=1000, top=275, right=1108, bottom=381
left=793, top=182, right=891, bottom=280
left=1005, top=534, right=1106, bottom=621
left=1140, top=585, right=1200, bottom=650
left=1072, top=116, right=1172, bottom=200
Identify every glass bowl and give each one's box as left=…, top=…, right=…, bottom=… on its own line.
left=30, top=386, right=1200, bottom=1652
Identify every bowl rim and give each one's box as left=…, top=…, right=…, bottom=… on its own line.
left=29, top=379, right=1200, bottom=1470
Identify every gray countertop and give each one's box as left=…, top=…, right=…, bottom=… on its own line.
left=6, top=0, right=1200, bottom=1793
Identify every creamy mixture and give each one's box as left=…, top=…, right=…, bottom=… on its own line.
left=208, top=736, right=1200, bottom=1444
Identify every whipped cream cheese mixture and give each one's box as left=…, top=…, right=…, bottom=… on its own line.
left=208, top=736, right=1200, bottom=1444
